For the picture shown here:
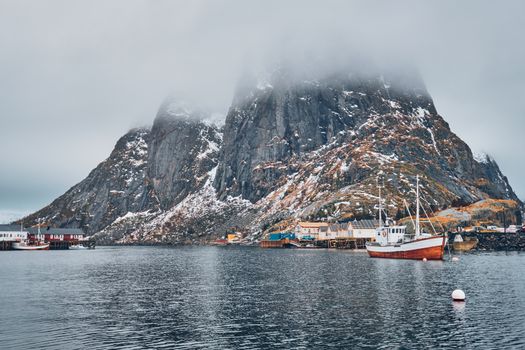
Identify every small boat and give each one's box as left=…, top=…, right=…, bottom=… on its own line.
left=299, top=243, right=318, bottom=249
left=210, top=238, right=228, bottom=246
left=12, top=241, right=50, bottom=251
left=286, top=241, right=302, bottom=248
left=366, top=175, right=446, bottom=260
left=69, top=244, right=87, bottom=250
left=452, top=234, right=478, bottom=251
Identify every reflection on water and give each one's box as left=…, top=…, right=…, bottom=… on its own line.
left=453, top=301, right=466, bottom=314
left=0, top=247, right=523, bottom=349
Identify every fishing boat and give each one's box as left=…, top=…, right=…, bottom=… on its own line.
left=366, top=175, right=446, bottom=260
left=69, top=244, right=87, bottom=250
left=13, top=220, right=50, bottom=250
left=12, top=241, right=49, bottom=250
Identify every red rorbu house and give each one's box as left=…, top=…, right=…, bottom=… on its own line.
left=27, top=227, right=87, bottom=249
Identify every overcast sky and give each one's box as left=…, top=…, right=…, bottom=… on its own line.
left=0, top=0, right=523, bottom=223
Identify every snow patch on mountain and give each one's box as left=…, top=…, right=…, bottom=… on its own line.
left=473, top=152, right=490, bottom=164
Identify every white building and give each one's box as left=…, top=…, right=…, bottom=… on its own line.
left=0, top=225, right=28, bottom=241
left=295, top=219, right=384, bottom=241
left=319, top=223, right=352, bottom=240
left=350, top=219, right=383, bottom=239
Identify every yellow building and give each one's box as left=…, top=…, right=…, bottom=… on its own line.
left=227, top=234, right=239, bottom=243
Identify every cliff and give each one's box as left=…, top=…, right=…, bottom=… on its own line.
left=20, top=67, right=522, bottom=242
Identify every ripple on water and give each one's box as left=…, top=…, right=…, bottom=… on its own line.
left=0, top=248, right=524, bottom=349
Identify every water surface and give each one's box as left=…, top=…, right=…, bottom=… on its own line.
left=0, top=247, right=523, bottom=349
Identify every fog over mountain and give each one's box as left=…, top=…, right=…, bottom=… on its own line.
left=0, top=0, right=524, bottom=222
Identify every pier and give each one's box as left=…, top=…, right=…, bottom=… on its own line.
left=0, top=224, right=95, bottom=250
left=0, top=241, right=13, bottom=251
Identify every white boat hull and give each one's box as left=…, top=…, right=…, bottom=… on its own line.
left=366, top=235, right=446, bottom=260
left=12, top=242, right=50, bottom=250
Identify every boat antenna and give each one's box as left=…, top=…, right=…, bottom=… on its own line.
left=415, top=175, right=420, bottom=237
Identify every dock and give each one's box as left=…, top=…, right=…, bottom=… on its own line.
left=0, top=224, right=95, bottom=250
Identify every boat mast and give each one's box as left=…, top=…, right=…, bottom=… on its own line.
left=37, top=218, right=42, bottom=242
left=415, top=175, right=420, bottom=237
left=378, top=178, right=382, bottom=227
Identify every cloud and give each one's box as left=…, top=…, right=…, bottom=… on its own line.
left=0, top=0, right=524, bottom=211
left=0, top=210, right=30, bottom=225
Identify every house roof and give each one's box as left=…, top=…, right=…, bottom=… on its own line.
left=26, top=227, right=85, bottom=235
left=298, top=222, right=329, bottom=228
left=0, top=224, right=26, bottom=232
left=350, top=219, right=383, bottom=230
left=328, top=223, right=351, bottom=231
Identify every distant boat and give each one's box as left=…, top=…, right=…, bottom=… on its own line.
left=210, top=238, right=228, bottom=246
left=12, top=241, right=49, bottom=250
left=452, top=234, right=478, bottom=251
left=366, top=175, right=446, bottom=260
left=69, top=244, right=87, bottom=250
left=13, top=219, right=50, bottom=250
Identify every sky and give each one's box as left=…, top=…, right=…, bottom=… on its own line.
left=0, top=0, right=524, bottom=223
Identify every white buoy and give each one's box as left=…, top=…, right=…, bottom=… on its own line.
left=452, top=256, right=459, bottom=262
left=422, top=258, right=427, bottom=262
left=452, top=289, right=466, bottom=301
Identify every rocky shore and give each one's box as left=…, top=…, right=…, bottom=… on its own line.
left=449, top=232, right=525, bottom=251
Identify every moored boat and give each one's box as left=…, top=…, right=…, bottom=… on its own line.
left=366, top=175, right=446, bottom=260
left=210, top=238, right=229, bottom=246
left=366, top=233, right=446, bottom=260
left=12, top=241, right=50, bottom=250
left=12, top=220, right=50, bottom=251
left=69, top=244, right=87, bottom=250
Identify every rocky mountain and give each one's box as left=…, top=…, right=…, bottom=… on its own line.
left=148, top=101, right=222, bottom=209
left=213, top=69, right=518, bottom=217
left=21, top=128, right=158, bottom=233
left=19, top=67, right=522, bottom=242
left=20, top=100, right=222, bottom=235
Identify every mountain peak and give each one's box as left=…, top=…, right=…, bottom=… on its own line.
left=22, top=68, right=521, bottom=242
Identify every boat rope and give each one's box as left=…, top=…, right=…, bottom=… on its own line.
left=403, top=199, right=416, bottom=233
left=419, top=200, right=438, bottom=235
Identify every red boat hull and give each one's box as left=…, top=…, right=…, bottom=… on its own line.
left=367, top=244, right=444, bottom=260
left=367, top=236, right=446, bottom=260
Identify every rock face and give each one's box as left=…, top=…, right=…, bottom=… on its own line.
left=20, top=101, right=222, bottom=234
left=450, top=232, right=525, bottom=251
left=21, top=128, right=159, bottom=233
left=214, top=71, right=434, bottom=201
left=213, top=69, right=519, bottom=211
left=148, top=101, right=222, bottom=209
left=20, top=67, right=522, bottom=242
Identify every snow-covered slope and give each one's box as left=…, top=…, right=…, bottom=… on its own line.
left=21, top=68, right=522, bottom=242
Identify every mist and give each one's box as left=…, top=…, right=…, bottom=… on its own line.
left=0, top=0, right=524, bottom=220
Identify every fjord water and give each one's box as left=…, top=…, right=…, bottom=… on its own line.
left=0, top=247, right=523, bottom=349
